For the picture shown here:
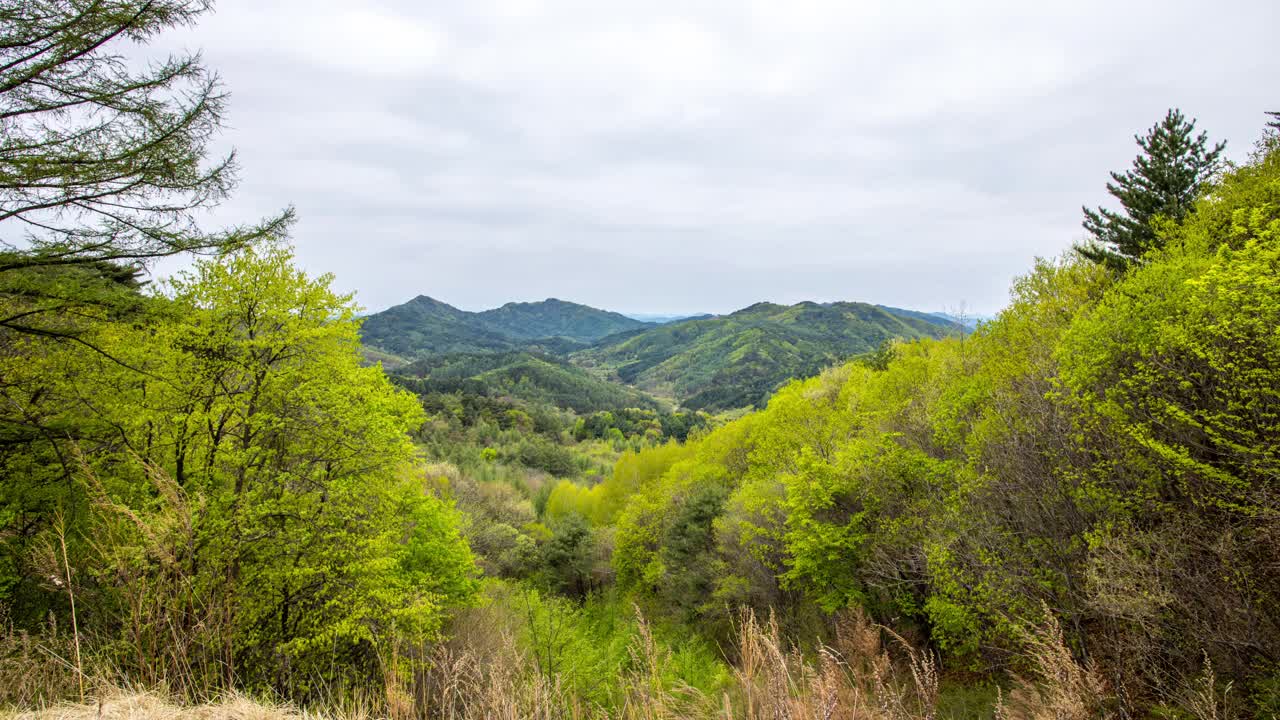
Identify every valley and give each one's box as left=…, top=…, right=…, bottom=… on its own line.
left=4, top=3, right=1278, bottom=719
left=360, top=295, right=963, bottom=412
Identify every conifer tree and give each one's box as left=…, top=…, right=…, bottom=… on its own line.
left=0, top=0, right=291, bottom=274
left=0, top=0, right=293, bottom=350
left=1079, top=109, right=1224, bottom=268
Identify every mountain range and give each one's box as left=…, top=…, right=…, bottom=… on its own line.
left=622, top=312, right=712, bottom=324
left=576, top=301, right=959, bottom=409
left=360, top=296, right=963, bottom=411
left=359, top=296, right=648, bottom=357
left=393, top=351, right=663, bottom=415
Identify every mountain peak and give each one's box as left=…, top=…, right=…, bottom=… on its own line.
left=398, top=295, right=467, bottom=316
left=475, top=298, right=648, bottom=342
left=730, top=301, right=786, bottom=317
left=361, top=294, right=653, bottom=354
left=407, top=294, right=456, bottom=307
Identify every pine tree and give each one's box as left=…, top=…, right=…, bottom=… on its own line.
left=1079, top=109, right=1224, bottom=268
left=0, top=0, right=292, bottom=274
left=0, top=1, right=295, bottom=355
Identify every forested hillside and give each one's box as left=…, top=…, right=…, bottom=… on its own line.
left=359, top=295, right=517, bottom=356
left=520, top=129, right=1280, bottom=717
left=473, top=298, right=650, bottom=341
left=364, top=296, right=961, bottom=413
left=359, top=295, right=651, bottom=357
left=394, top=351, right=663, bottom=414
left=3, top=3, right=1278, bottom=720
left=574, top=301, right=959, bottom=410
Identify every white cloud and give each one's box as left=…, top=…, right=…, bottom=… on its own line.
left=191, top=1, right=446, bottom=74
left=156, top=0, right=1280, bottom=314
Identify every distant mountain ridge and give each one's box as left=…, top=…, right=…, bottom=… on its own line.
left=575, top=300, right=961, bottom=410
left=359, top=295, right=514, bottom=357
left=622, top=312, right=712, bottom=325
left=359, top=296, right=652, bottom=358
left=361, top=295, right=963, bottom=411
left=393, top=351, right=662, bottom=414
left=474, top=298, right=647, bottom=342
left=926, top=311, right=993, bottom=329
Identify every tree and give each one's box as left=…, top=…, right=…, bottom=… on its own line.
left=0, top=0, right=290, bottom=268
left=0, top=0, right=291, bottom=564
left=1057, top=144, right=1280, bottom=692
left=0, top=0, right=291, bottom=341
left=541, top=513, right=594, bottom=598
left=13, top=244, right=476, bottom=692
left=1079, top=109, right=1224, bottom=268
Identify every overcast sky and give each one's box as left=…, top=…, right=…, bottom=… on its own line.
left=155, top=0, right=1279, bottom=316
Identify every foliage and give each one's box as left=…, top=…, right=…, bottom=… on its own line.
left=6, top=4, right=1278, bottom=715
left=359, top=295, right=648, bottom=358
left=0, top=0, right=291, bottom=293
left=576, top=301, right=960, bottom=411
left=395, top=351, right=662, bottom=414
left=573, top=407, right=709, bottom=443
left=1055, top=174, right=1280, bottom=684
left=587, top=139, right=1280, bottom=715
left=1079, top=108, right=1224, bottom=268
left=0, top=245, right=478, bottom=696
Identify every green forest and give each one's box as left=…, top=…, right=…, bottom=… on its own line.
left=361, top=296, right=961, bottom=412
left=359, top=295, right=652, bottom=358
left=2, top=2, right=1279, bottom=720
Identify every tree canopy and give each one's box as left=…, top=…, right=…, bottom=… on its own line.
left=0, top=0, right=291, bottom=273
left=1079, top=108, right=1224, bottom=268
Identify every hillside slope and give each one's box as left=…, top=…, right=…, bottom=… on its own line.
left=360, top=296, right=651, bottom=358
left=474, top=298, right=650, bottom=341
left=574, top=301, right=959, bottom=410
left=359, top=295, right=516, bottom=357
left=393, top=351, right=662, bottom=414
left=363, top=295, right=961, bottom=412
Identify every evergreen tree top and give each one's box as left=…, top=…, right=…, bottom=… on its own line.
left=1079, top=108, right=1224, bottom=269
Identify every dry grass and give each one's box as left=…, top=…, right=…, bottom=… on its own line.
left=0, top=613, right=88, bottom=709
left=723, top=608, right=939, bottom=720
left=1, top=690, right=324, bottom=720
left=994, top=612, right=1112, bottom=720
left=411, top=605, right=941, bottom=720
left=1176, top=655, right=1240, bottom=720
left=4, top=604, right=1168, bottom=720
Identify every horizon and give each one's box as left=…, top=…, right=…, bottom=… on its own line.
left=367, top=292, right=988, bottom=321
